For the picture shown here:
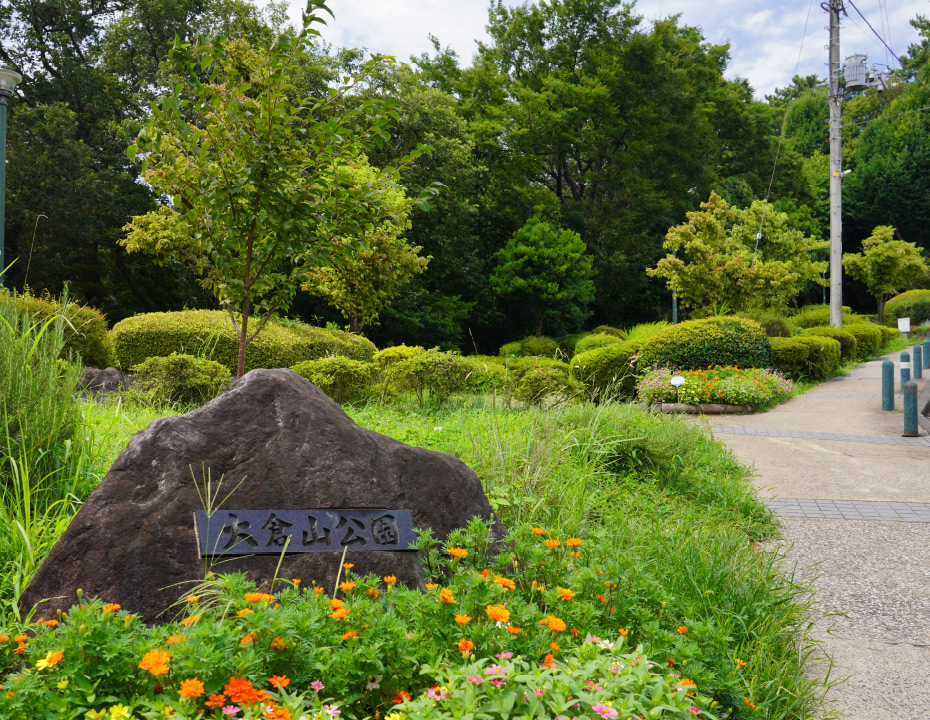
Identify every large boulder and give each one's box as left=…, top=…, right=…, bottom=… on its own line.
left=22, top=369, right=503, bottom=623
left=77, top=367, right=134, bottom=398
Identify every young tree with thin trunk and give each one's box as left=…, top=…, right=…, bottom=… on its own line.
left=123, top=0, right=430, bottom=376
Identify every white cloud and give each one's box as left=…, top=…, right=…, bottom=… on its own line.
left=279, top=0, right=922, bottom=96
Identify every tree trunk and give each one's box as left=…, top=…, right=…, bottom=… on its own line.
left=237, top=295, right=249, bottom=379
left=533, top=309, right=544, bottom=337
left=878, top=295, right=885, bottom=325
left=349, top=318, right=362, bottom=333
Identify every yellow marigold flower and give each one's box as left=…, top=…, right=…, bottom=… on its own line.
left=292, top=578, right=301, bottom=585
left=439, top=588, right=456, bottom=604
left=186, top=595, right=200, bottom=604
left=102, top=603, right=121, bottom=614
left=458, top=638, right=474, bottom=654
left=56, top=679, right=68, bottom=689
left=269, top=675, right=290, bottom=689
left=180, top=614, right=200, bottom=626
left=384, top=575, right=397, bottom=584
left=167, top=635, right=186, bottom=644
left=330, top=607, right=349, bottom=620
left=543, top=539, right=560, bottom=549
left=493, top=576, right=516, bottom=590
left=506, top=625, right=522, bottom=635
left=485, top=605, right=510, bottom=623
left=339, top=582, right=356, bottom=593
left=557, top=587, right=575, bottom=601
left=138, top=649, right=171, bottom=676
left=454, top=614, right=471, bottom=624
left=546, top=616, right=567, bottom=632
left=244, top=592, right=274, bottom=603
left=447, top=547, right=468, bottom=558
left=108, top=704, right=132, bottom=719
left=566, top=538, right=582, bottom=547
left=531, top=527, right=546, bottom=535
left=35, top=650, right=64, bottom=670
left=341, top=630, right=358, bottom=640
left=425, top=583, right=438, bottom=590
left=178, top=677, right=204, bottom=699
left=237, top=608, right=254, bottom=618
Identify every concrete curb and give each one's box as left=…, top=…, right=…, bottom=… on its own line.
left=656, top=403, right=754, bottom=415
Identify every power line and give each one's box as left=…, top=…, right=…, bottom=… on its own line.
left=752, top=0, right=816, bottom=265
left=840, top=103, right=930, bottom=129
left=845, top=0, right=929, bottom=90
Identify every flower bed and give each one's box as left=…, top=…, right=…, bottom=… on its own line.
left=637, top=366, right=794, bottom=410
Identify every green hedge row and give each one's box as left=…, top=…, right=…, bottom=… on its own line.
left=0, top=291, right=109, bottom=367
left=884, top=289, right=930, bottom=327
left=638, top=317, right=770, bottom=371
left=107, top=311, right=376, bottom=373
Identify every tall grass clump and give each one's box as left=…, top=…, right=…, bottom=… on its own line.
left=0, top=293, right=94, bottom=619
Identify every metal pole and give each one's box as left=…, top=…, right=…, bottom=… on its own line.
left=827, top=0, right=845, bottom=328
left=901, top=351, right=911, bottom=385
left=903, top=380, right=918, bottom=437
left=923, top=339, right=929, bottom=369
left=882, top=359, right=894, bottom=411
left=0, top=94, right=7, bottom=283
left=915, top=344, right=924, bottom=380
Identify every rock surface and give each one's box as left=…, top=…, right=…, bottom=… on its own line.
left=22, top=369, right=503, bottom=623
left=77, top=367, right=134, bottom=398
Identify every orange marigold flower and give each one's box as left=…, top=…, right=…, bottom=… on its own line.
left=570, top=628, right=579, bottom=637
left=542, top=653, right=555, bottom=668
left=392, top=691, right=411, bottom=703
left=13, top=635, right=27, bottom=643
left=269, top=675, right=290, bottom=688
left=458, top=638, right=474, bottom=654
left=343, top=563, right=354, bottom=571
left=545, top=616, right=566, bottom=632
left=330, top=607, right=349, bottom=620
left=342, top=631, right=358, bottom=640
left=454, top=614, right=471, bottom=624
left=494, top=576, right=516, bottom=590
left=550, top=642, right=560, bottom=651
left=507, top=625, right=522, bottom=635
left=186, top=595, right=201, bottom=604
left=167, top=634, right=186, bottom=645
left=543, top=539, right=560, bottom=549
left=0, top=635, right=7, bottom=642
left=314, top=587, right=325, bottom=594
left=339, top=582, right=356, bottom=593
left=667, top=659, right=676, bottom=667
left=367, top=588, right=381, bottom=597
left=566, top=538, right=582, bottom=547
left=330, top=598, right=344, bottom=609
left=178, top=677, right=204, bottom=699
left=485, top=605, right=510, bottom=623
left=240, top=631, right=257, bottom=646
left=736, top=658, right=747, bottom=667
left=4, top=692, right=13, bottom=699
left=270, top=637, right=289, bottom=650
left=425, top=583, right=438, bottom=590
left=180, top=614, right=200, bottom=626
left=557, top=587, right=575, bottom=601
left=139, top=649, right=171, bottom=676
left=571, top=551, right=580, bottom=558
left=680, top=678, right=696, bottom=688
left=677, top=626, right=688, bottom=634
left=39, top=650, right=64, bottom=668
left=237, top=608, right=255, bottom=618
left=479, top=569, right=491, bottom=577
left=266, top=707, right=293, bottom=720
left=15, top=645, right=24, bottom=655
left=597, top=594, right=608, bottom=604
left=244, top=592, right=274, bottom=603
left=384, top=575, right=397, bottom=584
left=102, top=603, right=121, bottom=614
left=531, top=527, right=546, bottom=535
left=292, top=578, right=301, bottom=585
left=447, top=547, right=468, bottom=558
left=43, top=619, right=59, bottom=628
left=224, top=676, right=268, bottom=706
left=618, top=628, right=629, bottom=637
left=205, top=693, right=226, bottom=709
left=439, top=588, right=455, bottom=604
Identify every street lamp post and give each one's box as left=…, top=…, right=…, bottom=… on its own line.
left=0, top=67, right=23, bottom=283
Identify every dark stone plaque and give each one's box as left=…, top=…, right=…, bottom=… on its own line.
left=195, top=509, right=417, bottom=557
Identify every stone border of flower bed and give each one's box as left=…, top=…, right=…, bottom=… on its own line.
left=655, top=403, right=755, bottom=415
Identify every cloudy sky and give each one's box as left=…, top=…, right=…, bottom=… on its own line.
left=280, top=0, right=923, bottom=97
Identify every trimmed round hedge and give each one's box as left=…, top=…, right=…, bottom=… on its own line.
left=499, top=336, right=560, bottom=358
left=792, top=305, right=866, bottom=329
left=638, top=317, right=770, bottom=371
left=769, top=336, right=841, bottom=379
left=884, top=289, right=930, bottom=327
left=569, top=339, right=643, bottom=401
left=803, top=327, right=858, bottom=363
left=291, top=357, right=374, bottom=405
left=107, top=310, right=376, bottom=373
left=842, top=323, right=882, bottom=358
left=574, top=333, right=621, bottom=354
left=1, top=291, right=109, bottom=367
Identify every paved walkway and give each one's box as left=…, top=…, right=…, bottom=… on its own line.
left=705, top=352, right=930, bottom=719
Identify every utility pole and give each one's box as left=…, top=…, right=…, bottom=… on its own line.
left=826, top=0, right=845, bottom=328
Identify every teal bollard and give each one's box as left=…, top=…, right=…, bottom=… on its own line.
left=915, top=345, right=924, bottom=379
left=903, top=380, right=919, bottom=437
left=882, top=359, right=895, bottom=411
left=901, top=351, right=911, bottom=385
left=923, top=339, right=930, bottom=369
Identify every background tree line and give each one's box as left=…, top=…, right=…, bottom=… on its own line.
left=3, top=0, right=930, bottom=352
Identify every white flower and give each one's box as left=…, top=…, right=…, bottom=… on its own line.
left=366, top=675, right=383, bottom=690
left=433, top=426, right=443, bottom=431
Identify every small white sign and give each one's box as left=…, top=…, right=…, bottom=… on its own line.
left=898, top=317, right=911, bottom=333
left=670, top=375, right=686, bottom=388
